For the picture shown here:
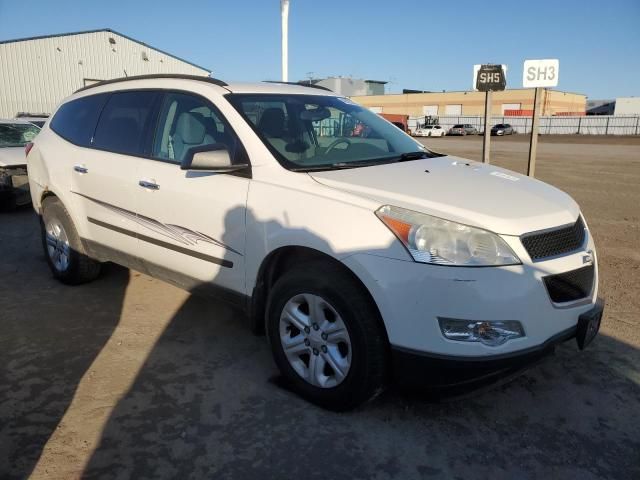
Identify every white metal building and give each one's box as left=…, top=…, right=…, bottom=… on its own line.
left=302, top=77, right=387, bottom=96
left=614, top=97, right=640, bottom=116
left=0, top=29, right=211, bottom=118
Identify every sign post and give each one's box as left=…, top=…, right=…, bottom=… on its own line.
left=523, top=59, right=559, bottom=177
left=482, top=91, right=492, bottom=164
left=527, top=87, right=541, bottom=177
left=475, top=64, right=506, bottom=164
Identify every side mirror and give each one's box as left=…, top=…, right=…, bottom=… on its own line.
left=180, top=145, right=248, bottom=172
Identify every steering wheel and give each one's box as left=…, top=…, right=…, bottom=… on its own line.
left=325, top=138, right=352, bottom=156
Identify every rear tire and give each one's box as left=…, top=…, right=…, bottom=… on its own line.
left=41, top=197, right=101, bottom=285
left=266, top=260, right=389, bottom=411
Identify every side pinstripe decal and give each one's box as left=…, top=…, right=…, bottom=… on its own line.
left=73, top=191, right=240, bottom=266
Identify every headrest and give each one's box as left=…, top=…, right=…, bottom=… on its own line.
left=175, top=112, right=206, bottom=144
left=258, top=108, right=285, bottom=138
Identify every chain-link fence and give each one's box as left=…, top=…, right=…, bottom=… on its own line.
left=408, top=115, right=640, bottom=135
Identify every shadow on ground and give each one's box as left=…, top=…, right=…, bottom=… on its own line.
left=79, top=299, right=640, bottom=480
left=0, top=207, right=130, bottom=478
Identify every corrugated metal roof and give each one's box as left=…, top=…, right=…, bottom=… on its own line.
left=0, top=28, right=210, bottom=72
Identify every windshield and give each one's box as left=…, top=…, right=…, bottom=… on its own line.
left=227, top=94, right=435, bottom=171
left=0, top=123, right=40, bottom=147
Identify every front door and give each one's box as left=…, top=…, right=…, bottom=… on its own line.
left=133, top=91, right=249, bottom=297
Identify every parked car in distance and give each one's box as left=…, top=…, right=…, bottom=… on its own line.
left=413, top=125, right=446, bottom=137
left=27, top=75, right=603, bottom=410
left=15, top=112, right=49, bottom=128
left=491, top=123, right=516, bottom=136
left=0, top=119, right=40, bottom=209
left=448, top=123, right=478, bottom=136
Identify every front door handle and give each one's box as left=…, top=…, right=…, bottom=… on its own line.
left=73, top=164, right=88, bottom=174
left=138, top=179, right=160, bottom=190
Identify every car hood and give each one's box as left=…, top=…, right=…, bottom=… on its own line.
left=0, top=147, right=27, bottom=167
left=309, top=156, right=580, bottom=236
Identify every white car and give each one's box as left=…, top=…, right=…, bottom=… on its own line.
left=0, top=119, right=40, bottom=208
left=413, top=125, right=446, bottom=137
left=27, top=75, right=602, bottom=410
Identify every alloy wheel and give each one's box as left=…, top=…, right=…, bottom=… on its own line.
left=279, top=293, right=352, bottom=388
left=45, top=219, right=70, bottom=272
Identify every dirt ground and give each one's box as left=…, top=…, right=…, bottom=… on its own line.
left=1, top=135, right=639, bottom=479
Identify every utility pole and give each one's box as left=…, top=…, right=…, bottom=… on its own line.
left=482, top=90, right=492, bottom=164
left=281, top=0, right=290, bottom=82
left=527, top=87, right=542, bottom=177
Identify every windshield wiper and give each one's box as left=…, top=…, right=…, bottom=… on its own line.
left=290, top=152, right=435, bottom=172
left=397, top=151, right=430, bottom=161
left=290, top=159, right=393, bottom=172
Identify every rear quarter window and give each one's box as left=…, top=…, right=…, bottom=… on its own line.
left=50, top=94, right=109, bottom=146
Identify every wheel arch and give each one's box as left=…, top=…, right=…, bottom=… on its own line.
left=249, top=245, right=390, bottom=346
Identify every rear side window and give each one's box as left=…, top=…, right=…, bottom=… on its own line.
left=50, top=94, right=108, bottom=146
left=93, top=91, right=159, bottom=156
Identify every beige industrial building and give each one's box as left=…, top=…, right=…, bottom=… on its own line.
left=351, top=89, right=586, bottom=117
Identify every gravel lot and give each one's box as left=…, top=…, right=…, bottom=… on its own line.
left=1, top=135, right=639, bottom=479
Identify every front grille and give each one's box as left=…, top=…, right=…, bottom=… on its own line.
left=521, top=217, right=586, bottom=260
left=543, top=264, right=594, bottom=303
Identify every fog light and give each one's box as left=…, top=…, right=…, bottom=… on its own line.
left=438, top=318, right=525, bottom=346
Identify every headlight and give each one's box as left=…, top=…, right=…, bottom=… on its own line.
left=376, top=205, right=520, bottom=266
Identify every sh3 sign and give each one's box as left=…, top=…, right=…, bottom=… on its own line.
left=523, top=59, right=559, bottom=88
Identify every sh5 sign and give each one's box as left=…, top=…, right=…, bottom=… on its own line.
left=523, top=59, right=559, bottom=88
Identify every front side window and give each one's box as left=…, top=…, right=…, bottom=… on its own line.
left=0, top=123, right=40, bottom=147
left=152, top=92, right=236, bottom=164
left=93, top=91, right=158, bottom=156
left=50, top=94, right=109, bottom=146
left=228, top=94, right=433, bottom=171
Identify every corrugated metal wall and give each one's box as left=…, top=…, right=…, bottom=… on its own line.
left=0, top=31, right=210, bottom=117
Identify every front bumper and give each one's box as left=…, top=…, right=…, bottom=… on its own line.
left=392, top=324, right=576, bottom=387
left=0, top=166, right=30, bottom=206
left=342, top=232, right=599, bottom=359
left=392, top=298, right=602, bottom=387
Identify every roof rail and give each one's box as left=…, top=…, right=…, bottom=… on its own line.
left=74, top=74, right=228, bottom=93
left=262, top=80, right=333, bottom=92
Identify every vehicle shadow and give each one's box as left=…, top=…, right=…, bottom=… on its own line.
left=0, top=207, right=130, bottom=479
left=79, top=207, right=640, bottom=479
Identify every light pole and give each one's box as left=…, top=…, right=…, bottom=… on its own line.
left=281, top=0, right=290, bottom=82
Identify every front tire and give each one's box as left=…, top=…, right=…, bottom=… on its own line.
left=41, top=197, right=101, bottom=285
left=266, top=261, right=389, bottom=411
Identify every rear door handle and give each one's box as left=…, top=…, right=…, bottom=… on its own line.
left=138, top=179, right=160, bottom=190
left=73, top=164, right=88, bottom=174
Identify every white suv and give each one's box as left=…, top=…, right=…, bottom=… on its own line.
left=27, top=75, right=602, bottom=410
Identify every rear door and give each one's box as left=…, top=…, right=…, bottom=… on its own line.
left=134, top=91, right=249, bottom=296
left=70, top=90, right=160, bottom=262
